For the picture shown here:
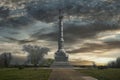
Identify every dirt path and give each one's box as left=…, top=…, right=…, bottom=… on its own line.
left=49, top=69, right=98, bottom=80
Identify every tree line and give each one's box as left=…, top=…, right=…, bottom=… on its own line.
left=107, top=57, right=120, bottom=68
left=0, top=45, right=50, bottom=67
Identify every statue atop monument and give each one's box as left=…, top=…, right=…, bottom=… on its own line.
left=54, top=9, right=68, bottom=62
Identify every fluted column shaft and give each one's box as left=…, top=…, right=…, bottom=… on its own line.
left=58, top=10, right=64, bottom=50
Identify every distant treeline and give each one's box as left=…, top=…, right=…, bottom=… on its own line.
left=0, top=45, right=51, bottom=67
left=108, top=57, right=120, bottom=68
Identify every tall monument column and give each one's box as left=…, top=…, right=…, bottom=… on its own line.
left=58, top=9, right=64, bottom=50
left=55, top=9, right=68, bottom=62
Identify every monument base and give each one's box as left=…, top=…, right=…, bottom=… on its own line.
left=55, top=49, right=68, bottom=62
left=51, top=61, right=73, bottom=68
left=51, top=49, right=73, bottom=68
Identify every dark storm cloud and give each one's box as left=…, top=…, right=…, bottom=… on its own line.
left=0, top=0, right=120, bottom=44
left=0, top=6, right=9, bottom=18
left=67, top=41, right=120, bottom=54
left=26, top=0, right=120, bottom=22
left=104, top=41, right=120, bottom=49
left=1, top=0, right=120, bottom=27
left=31, top=21, right=119, bottom=43
left=0, top=16, right=34, bottom=28
left=26, top=0, right=120, bottom=43
left=0, top=1, right=35, bottom=28
left=66, top=43, right=106, bottom=53
left=3, top=36, right=36, bottom=44
left=7, top=16, right=34, bottom=27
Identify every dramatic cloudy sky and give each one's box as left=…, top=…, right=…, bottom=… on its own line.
left=0, top=0, right=120, bottom=64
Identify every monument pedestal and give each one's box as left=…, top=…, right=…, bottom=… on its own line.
left=51, top=61, right=73, bottom=68
left=55, top=49, right=68, bottom=62
left=51, top=49, right=73, bottom=68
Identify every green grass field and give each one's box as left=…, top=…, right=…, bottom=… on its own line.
left=78, top=68, right=120, bottom=80
left=0, top=68, right=51, bottom=80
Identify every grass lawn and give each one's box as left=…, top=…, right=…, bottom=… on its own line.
left=78, top=68, right=120, bottom=80
left=0, top=68, right=52, bottom=80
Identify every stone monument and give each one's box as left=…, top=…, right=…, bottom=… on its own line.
left=51, top=9, right=72, bottom=68
left=54, top=9, right=68, bottom=62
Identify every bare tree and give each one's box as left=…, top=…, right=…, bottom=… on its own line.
left=108, top=57, right=120, bottom=68
left=116, top=57, right=120, bottom=68
left=23, top=45, right=50, bottom=66
left=0, top=52, right=12, bottom=67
